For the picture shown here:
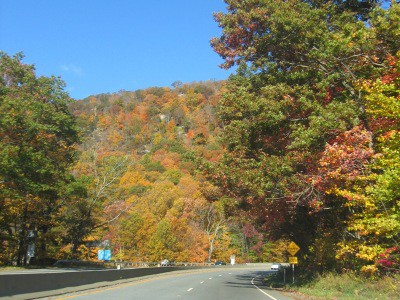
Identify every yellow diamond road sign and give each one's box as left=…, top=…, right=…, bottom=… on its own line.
left=287, top=241, right=300, bottom=256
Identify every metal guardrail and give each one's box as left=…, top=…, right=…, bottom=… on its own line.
left=108, top=261, right=216, bottom=269
left=51, top=259, right=217, bottom=270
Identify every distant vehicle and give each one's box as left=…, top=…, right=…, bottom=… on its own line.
left=215, top=260, right=226, bottom=265
left=161, top=259, right=169, bottom=266
left=270, top=263, right=282, bottom=271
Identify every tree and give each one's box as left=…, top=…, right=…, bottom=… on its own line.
left=333, top=55, right=400, bottom=274
left=209, top=1, right=400, bottom=272
left=0, top=52, right=79, bottom=265
left=199, top=201, right=227, bottom=263
left=171, top=80, right=183, bottom=89
left=147, top=219, right=178, bottom=261
left=65, top=136, right=131, bottom=257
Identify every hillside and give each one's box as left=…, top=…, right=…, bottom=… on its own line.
left=67, top=81, right=272, bottom=263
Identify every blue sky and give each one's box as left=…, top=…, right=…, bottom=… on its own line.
left=0, top=0, right=232, bottom=99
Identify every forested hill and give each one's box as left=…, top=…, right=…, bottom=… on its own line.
left=70, top=81, right=223, bottom=157
left=66, top=81, right=248, bottom=263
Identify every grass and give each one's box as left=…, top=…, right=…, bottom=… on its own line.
left=264, top=271, right=400, bottom=300
left=0, top=266, right=27, bottom=271
left=0, top=265, right=49, bottom=271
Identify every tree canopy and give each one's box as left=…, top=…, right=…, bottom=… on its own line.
left=0, top=52, right=79, bottom=264
left=209, top=0, right=400, bottom=273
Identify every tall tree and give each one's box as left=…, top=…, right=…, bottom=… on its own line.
left=209, top=0, right=399, bottom=271
left=65, top=133, right=131, bottom=257
left=0, top=52, right=79, bottom=265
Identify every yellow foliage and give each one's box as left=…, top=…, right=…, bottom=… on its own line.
left=108, top=130, right=123, bottom=146
left=178, top=175, right=201, bottom=198
left=126, top=195, right=138, bottom=205
left=97, top=115, right=112, bottom=128
left=356, top=244, right=383, bottom=262
left=360, top=264, right=378, bottom=275
left=119, top=171, right=150, bottom=188
left=153, top=133, right=163, bottom=146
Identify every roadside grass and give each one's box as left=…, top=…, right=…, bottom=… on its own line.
left=0, top=265, right=50, bottom=271
left=264, top=271, right=400, bottom=300
left=0, top=266, right=26, bottom=271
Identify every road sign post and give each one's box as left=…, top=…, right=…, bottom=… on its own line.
left=292, top=264, right=295, bottom=284
left=289, top=257, right=298, bottom=284
left=283, top=268, right=286, bottom=284
left=287, top=242, right=300, bottom=284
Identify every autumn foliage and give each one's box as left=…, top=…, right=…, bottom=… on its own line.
left=1, top=1, right=399, bottom=276
left=209, top=0, right=400, bottom=275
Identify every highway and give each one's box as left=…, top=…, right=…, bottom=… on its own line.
left=51, top=266, right=293, bottom=300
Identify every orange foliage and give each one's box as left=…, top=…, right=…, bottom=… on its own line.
left=68, top=81, right=232, bottom=263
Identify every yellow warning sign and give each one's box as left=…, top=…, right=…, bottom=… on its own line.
left=287, top=241, right=300, bottom=256
left=289, top=256, right=298, bottom=264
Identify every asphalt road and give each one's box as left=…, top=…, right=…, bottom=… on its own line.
left=49, top=267, right=293, bottom=300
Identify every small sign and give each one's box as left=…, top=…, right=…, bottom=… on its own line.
left=289, top=256, right=298, bottom=264
left=230, top=254, right=236, bottom=265
left=98, top=249, right=111, bottom=261
left=287, top=241, right=300, bottom=256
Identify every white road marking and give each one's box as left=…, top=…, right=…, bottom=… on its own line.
left=200, top=281, right=204, bottom=284
left=187, top=288, right=193, bottom=292
left=251, top=276, right=279, bottom=300
left=218, top=275, right=222, bottom=277
left=209, top=277, right=212, bottom=279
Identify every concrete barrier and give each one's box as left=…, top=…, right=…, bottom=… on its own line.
left=0, top=266, right=193, bottom=298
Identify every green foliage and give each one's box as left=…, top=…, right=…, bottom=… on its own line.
left=140, top=155, right=166, bottom=173
left=163, top=169, right=183, bottom=185
left=148, top=219, right=177, bottom=261
left=0, top=52, right=79, bottom=265
left=209, top=0, right=400, bottom=274
left=129, top=185, right=151, bottom=196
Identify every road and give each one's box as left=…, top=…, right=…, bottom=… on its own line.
left=50, top=267, right=293, bottom=300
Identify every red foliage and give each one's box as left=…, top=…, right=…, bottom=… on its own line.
left=376, top=246, right=400, bottom=271
left=242, top=223, right=259, bottom=238
left=308, top=126, right=375, bottom=210
left=318, top=126, right=374, bottom=182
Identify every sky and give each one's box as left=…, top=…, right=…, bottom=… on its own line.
left=0, top=0, right=232, bottom=99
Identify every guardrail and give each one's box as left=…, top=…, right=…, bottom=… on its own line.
left=0, top=266, right=203, bottom=298
left=106, top=261, right=216, bottom=268
left=51, top=259, right=217, bottom=269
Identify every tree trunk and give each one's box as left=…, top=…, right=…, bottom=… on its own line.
left=17, top=200, right=28, bottom=266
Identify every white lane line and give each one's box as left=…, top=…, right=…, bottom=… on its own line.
left=209, top=277, right=212, bottom=279
left=251, top=276, right=278, bottom=300
left=187, top=288, right=193, bottom=292
left=200, top=281, right=204, bottom=284
left=219, top=275, right=222, bottom=277
left=229, top=272, right=232, bottom=274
